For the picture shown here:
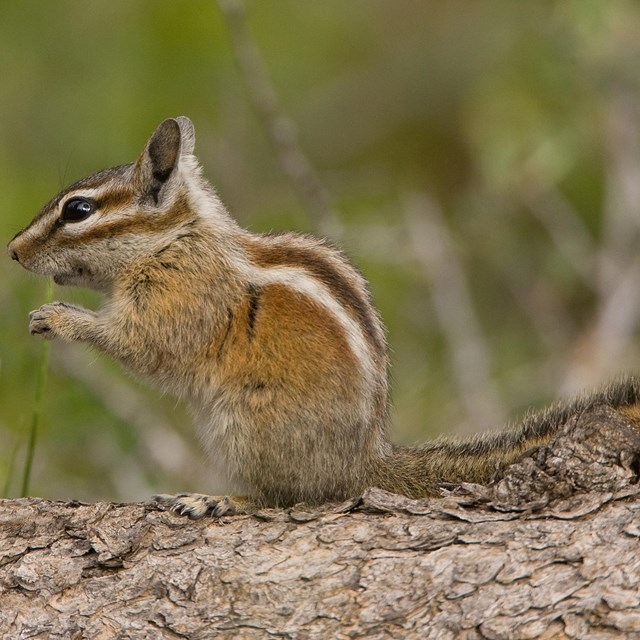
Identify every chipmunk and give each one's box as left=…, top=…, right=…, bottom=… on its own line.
left=8, top=117, right=640, bottom=517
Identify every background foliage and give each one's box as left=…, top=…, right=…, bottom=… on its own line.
left=3, top=0, right=640, bottom=501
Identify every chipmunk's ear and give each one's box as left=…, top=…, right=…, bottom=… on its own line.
left=135, top=116, right=196, bottom=204
left=175, top=116, right=195, bottom=156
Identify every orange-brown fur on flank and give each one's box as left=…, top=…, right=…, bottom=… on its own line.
left=8, top=116, right=640, bottom=517
left=243, top=234, right=388, bottom=358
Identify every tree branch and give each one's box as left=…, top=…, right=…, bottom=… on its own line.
left=217, top=0, right=342, bottom=238
left=404, top=192, right=507, bottom=431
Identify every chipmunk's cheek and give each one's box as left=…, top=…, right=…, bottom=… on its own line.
left=26, top=255, right=61, bottom=277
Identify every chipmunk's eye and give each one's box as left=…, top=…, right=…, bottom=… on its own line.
left=61, top=198, right=95, bottom=223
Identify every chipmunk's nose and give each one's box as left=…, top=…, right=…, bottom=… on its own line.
left=7, top=241, right=20, bottom=262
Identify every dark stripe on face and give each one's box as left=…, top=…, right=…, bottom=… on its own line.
left=97, top=186, right=136, bottom=212
left=16, top=164, right=136, bottom=241
left=54, top=193, right=195, bottom=246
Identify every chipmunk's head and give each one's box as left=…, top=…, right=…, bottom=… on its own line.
left=8, top=116, right=219, bottom=291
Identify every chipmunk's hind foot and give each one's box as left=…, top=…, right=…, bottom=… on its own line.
left=153, top=493, right=249, bottom=518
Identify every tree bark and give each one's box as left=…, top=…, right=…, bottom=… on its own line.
left=2, top=406, right=640, bottom=639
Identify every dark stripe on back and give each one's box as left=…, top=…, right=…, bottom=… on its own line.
left=249, top=234, right=386, bottom=357
left=246, top=284, right=261, bottom=340
left=217, top=308, right=235, bottom=361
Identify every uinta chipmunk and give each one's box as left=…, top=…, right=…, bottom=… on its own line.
left=8, top=117, right=640, bottom=517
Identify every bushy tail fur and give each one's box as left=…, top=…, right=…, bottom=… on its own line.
left=374, top=376, right=640, bottom=498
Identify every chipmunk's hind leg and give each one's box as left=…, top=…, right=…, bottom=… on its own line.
left=153, top=493, right=251, bottom=518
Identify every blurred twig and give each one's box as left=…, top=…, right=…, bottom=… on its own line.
left=561, top=90, right=640, bottom=393
left=599, top=90, right=640, bottom=291
left=521, top=185, right=597, bottom=288
left=217, top=0, right=342, bottom=238
left=492, top=259, right=576, bottom=353
left=404, top=193, right=507, bottom=430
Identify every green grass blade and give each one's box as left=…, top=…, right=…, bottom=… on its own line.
left=2, top=422, right=22, bottom=497
left=20, top=278, right=53, bottom=497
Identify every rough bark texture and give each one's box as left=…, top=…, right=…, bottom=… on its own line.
left=3, top=406, right=640, bottom=639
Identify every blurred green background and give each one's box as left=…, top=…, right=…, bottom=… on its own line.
left=3, top=0, right=640, bottom=501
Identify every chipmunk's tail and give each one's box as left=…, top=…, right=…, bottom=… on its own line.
left=373, top=376, right=640, bottom=499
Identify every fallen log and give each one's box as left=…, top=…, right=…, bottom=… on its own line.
left=2, top=406, right=640, bottom=639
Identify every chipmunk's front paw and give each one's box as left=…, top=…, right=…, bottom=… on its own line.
left=29, top=302, right=95, bottom=341
left=153, top=493, right=249, bottom=519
